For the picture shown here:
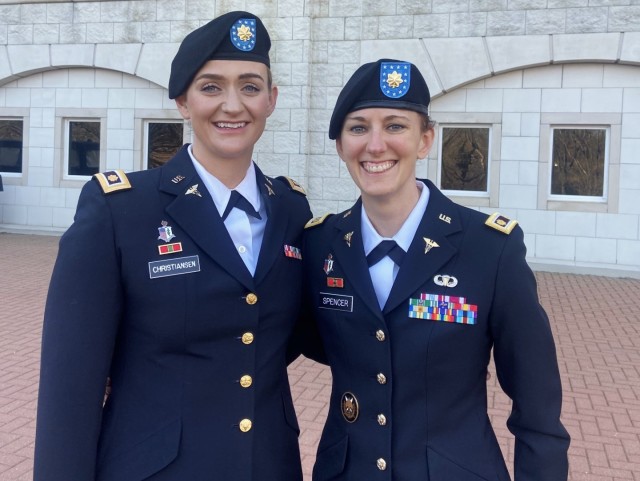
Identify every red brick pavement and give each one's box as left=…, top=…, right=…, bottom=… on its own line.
left=1, top=232, right=639, bottom=480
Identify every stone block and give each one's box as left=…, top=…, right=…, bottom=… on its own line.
left=8, top=45, right=50, bottom=75
left=486, top=35, right=550, bottom=74
left=426, top=37, right=491, bottom=91
left=523, top=65, right=562, bottom=88
left=553, top=33, right=620, bottom=63
left=379, top=15, right=415, bottom=39
left=413, top=14, right=449, bottom=38
left=541, top=88, right=581, bottom=113
left=525, top=8, right=566, bottom=35
left=582, top=88, right=623, bottom=113
left=565, top=7, right=608, bottom=34
left=51, top=44, right=95, bottom=68
left=486, top=10, right=525, bottom=36
left=136, top=42, right=178, bottom=90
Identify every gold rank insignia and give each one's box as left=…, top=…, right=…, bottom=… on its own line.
left=305, top=213, right=330, bottom=229
left=94, top=170, right=131, bottom=194
left=485, top=212, right=518, bottom=234
left=284, top=177, right=306, bottom=195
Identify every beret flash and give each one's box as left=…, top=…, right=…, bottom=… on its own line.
left=329, top=59, right=431, bottom=140
left=168, top=11, right=271, bottom=99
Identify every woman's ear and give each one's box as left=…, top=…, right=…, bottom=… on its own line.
left=175, top=95, right=191, bottom=120
left=417, top=127, right=435, bottom=160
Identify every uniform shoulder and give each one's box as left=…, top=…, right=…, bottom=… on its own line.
left=93, top=169, right=132, bottom=195
left=305, top=213, right=333, bottom=229
left=274, top=176, right=306, bottom=196
left=484, top=212, right=519, bottom=235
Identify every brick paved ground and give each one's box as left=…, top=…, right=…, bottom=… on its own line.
left=1, top=232, right=639, bottom=480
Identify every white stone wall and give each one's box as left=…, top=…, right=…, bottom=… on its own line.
left=1, top=0, right=639, bottom=276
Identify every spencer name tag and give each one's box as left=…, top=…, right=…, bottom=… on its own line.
left=149, top=255, right=200, bottom=279
left=318, top=292, right=353, bottom=312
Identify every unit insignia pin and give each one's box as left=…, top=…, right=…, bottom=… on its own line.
left=158, top=220, right=176, bottom=243
left=341, top=392, right=359, bottom=423
left=186, top=184, right=202, bottom=197
left=344, top=231, right=354, bottom=247
left=434, top=274, right=458, bottom=288
left=439, top=214, right=452, bottom=224
left=424, top=237, right=440, bottom=254
left=323, top=254, right=334, bottom=275
left=171, top=175, right=186, bottom=184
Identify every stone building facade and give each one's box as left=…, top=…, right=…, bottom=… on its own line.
left=1, top=0, right=639, bottom=277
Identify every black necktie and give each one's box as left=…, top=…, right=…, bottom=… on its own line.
left=221, top=190, right=262, bottom=221
left=366, top=240, right=405, bottom=267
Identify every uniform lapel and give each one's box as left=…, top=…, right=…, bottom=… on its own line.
left=253, top=168, right=288, bottom=285
left=383, top=181, right=462, bottom=315
left=331, top=200, right=384, bottom=321
left=160, top=147, right=254, bottom=291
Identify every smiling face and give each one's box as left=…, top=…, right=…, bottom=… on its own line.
left=336, top=108, right=434, bottom=205
left=175, top=59, right=277, bottom=168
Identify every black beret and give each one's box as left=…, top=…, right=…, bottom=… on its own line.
left=168, top=11, right=271, bottom=99
left=329, top=59, right=431, bottom=139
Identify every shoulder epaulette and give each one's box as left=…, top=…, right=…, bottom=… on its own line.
left=277, top=176, right=306, bottom=196
left=305, top=213, right=331, bottom=229
left=485, top=212, right=518, bottom=235
left=94, top=170, right=131, bottom=194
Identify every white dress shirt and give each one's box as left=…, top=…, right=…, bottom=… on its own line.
left=188, top=145, right=267, bottom=276
left=362, top=181, right=430, bottom=309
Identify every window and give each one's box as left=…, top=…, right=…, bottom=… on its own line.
left=144, top=121, right=184, bottom=169
left=439, top=126, right=490, bottom=194
left=65, top=120, right=101, bottom=177
left=0, top=119, right=23, bottom=174
left=550, top=127, right=607, bottom=200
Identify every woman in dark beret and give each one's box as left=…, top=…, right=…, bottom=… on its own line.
left=301, top=59, right=570, bottom=481
left=34, top=11, right=310, bottom=481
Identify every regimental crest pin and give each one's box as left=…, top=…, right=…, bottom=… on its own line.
left=158, top=220, right=176, bottom=243
left=341, top=392, right=359, bottom=423
left=323, top=254, right=334, bottom=275
left=230, top=18, right=257, bottom=52
left=380, top=62, right=410, bottom=99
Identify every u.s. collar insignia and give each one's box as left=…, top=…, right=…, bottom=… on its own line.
left=158, top=220, right=176, bottom=243
left=380, top=62, right=410, bottom=99
left=341, top=392, right=359, bottom=423
left=185, top=184, right=202, bottom=197
left=171, top=175, right=185, bottom=184
left=323, top=254, right=334, bottom=275
left=424, top=237, right=439, bottom=254
left=439, top=213, right=452, bottom=224
left=231, top=18, right=257, bottom=52
left=434, top=274, right=458, bottom=288
left=343, top=231, right=353, bottom=247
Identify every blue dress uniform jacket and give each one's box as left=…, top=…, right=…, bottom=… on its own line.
left=303, top=180, right=570, bottom=481
left=34, top=145, right=311, bottom=481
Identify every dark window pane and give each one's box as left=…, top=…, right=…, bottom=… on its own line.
left=0, top=119, right=23, bottom=173
left=68, top=121, right=100, bottom=176
left=147, top=122, right=183, bottom=169
left=551, top=129, right=606, bottom=197
left=441, top=127, right=489, bottom=192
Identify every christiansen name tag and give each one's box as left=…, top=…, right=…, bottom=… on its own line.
left=149, top=255, right=200, bottom=279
